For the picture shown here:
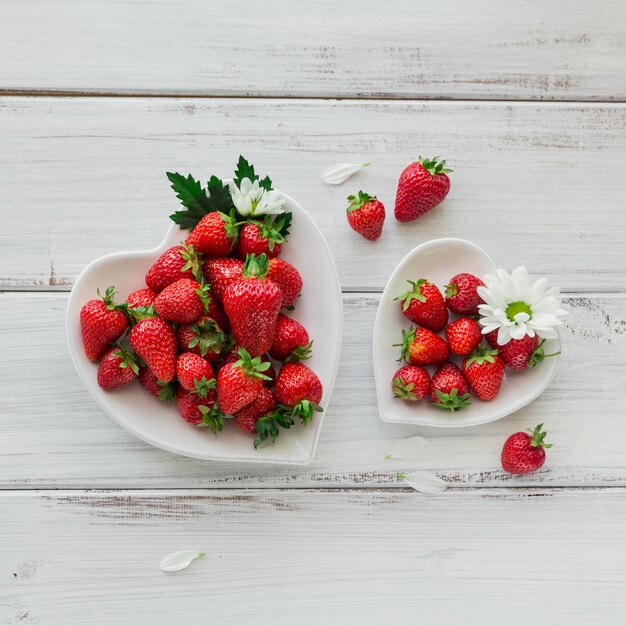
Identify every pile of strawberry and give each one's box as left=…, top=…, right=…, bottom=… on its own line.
left=391, top=273, right=557, bottom=410
left=79, top=157, right=323, bottom=448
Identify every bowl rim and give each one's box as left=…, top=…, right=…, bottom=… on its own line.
left=66, top=187, right=343, bottom=464
left=373, top=237, right=561, bottom=428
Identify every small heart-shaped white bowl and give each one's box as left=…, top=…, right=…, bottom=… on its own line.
left=373, top=238, right=561, bottom=428
left=66, top=190, right=343, bottom=464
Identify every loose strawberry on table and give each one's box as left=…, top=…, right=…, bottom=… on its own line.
left=446, top=317, right=482, bottom=356
left=445, top=273, right=485, bottom=315
left=275, top=362, right=323, bottom=424
left=216, top=348, right=272, bottom=415
left=266, top=258, right=302, bottom=309
left=395, top=279, right=448, bottom=331
left=429, top=362, right=471, bottom=412
left=501, top=424, right=552, bottom=475
left=391, top=365, right=430, bottom=402
left=346, top=191, right=385, bottom=241
left=145, top=244, right=201, bottom=292
left=269, top=313, right=312, bottom=362
left=223, top=253, right=282, bottom=357
left=461, top=346, right=505, bottom=401
left=394, top=156, right=452, bottom=223
left=129, top=317, right=177, bottom=383
left=97, top=346, right=140, bottom=391
left=80, top=286, right=129, bottom=362
left=396, top=326, right=450, bottom=366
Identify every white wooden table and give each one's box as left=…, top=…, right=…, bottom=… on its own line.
left=1, top=2, right=626, bottom=623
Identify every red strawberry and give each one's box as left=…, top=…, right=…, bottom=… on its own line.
left=266, top=257, right=302, bottom=309
left=262, top=358, right=277, bottom=387
left=138, top=367, right=175, bottom=402
left=485, top=330, right=560, bottom=371
left=445, top=273, right=485, bottom=315
left=394, top=156, right=452, bottom=222
left=223, top=254, right=282, bottom=357
left=129, top=317, right=177, bottom=382
left=176, top=386, right=223, bottom=433
left=97, top=346, right=139, bottom=391
left=216, top=348, right=272, bottom=414
left=178, top=315, right=228, bottom=363
left=462, top=347, right=505, bottom=401
left=429, top=362, right=471, bottom=411
left=234, top=386, right=276, bottom=434
left=275, top=362, right=323, bottom=423
left=501, top=424, right=552, bottom=475
left=346, top=191, right=385, bottom=241
left=237, top=218, right=286, bottom=259
left=186, top=211, right=238, bottom=256
left=205, top=296, right=231, bottom=333
left=446, top=317, right=482, bottom=356
left=269, top=314, right=312, bottom=362
left=80, top=286, right=129, bottom=362
left=397, top=326, right=450, bottom=366
left=203, top=257, right=244, bottom=303
left=395, top=279, right=448, bottom=331
left=126, top=288, right=158, bottom=309
left=176, top=352, right=215, bottom=391
left=154, top=278, right=208, bottom=324
left=391, top=365, right=430, bottom=401
left=145, top=244, right=200, bottom=292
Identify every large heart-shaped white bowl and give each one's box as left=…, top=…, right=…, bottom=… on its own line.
left=373, top=238, right=561, bottom=428
left=66, top=190, right=343, bottom=464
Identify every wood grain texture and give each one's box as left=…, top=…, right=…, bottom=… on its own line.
left=1, top=1, right=625, bottom=100
left=1, top=97, right=625, bottom=291
left=1, top=292, right=623, bottom=488
left=2, top=488, right=626, bottom=625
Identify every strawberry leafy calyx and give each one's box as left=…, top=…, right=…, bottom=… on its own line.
left=286, top=341, right=313, bottom=363
left=284, top=399, right=323, bottom=426
left=195, top=280, right=213, bottom=314
left=220, top=209, right=241, bottom=248
left=465, top=346, right=499, bottom=368
left=418, top=156, right=453, bottom=176
left=242, top=253, right=269, bottom=280
left=156, top=380, right=176, bottom=403
left=97, top=286, right=124, bottom=312
left=169, top=173, right=235, bottom=230
left=197, top=403, right=227, bottom=436
left=253, top=408, right=295, bottom=448
left=191, top=376, right=217, bottom=399
left=394, top=326, right=416, bottom=363
left=112, top=345, right=140, bottom=376
left=234, top=155, right=273, bottom=192
left=126, top=303, right=158, bottom=323
left=394, top=278, right=428, bottom=311
left=392, top=376, right=418, bottom=401
left=529, top=339, right=561, bottom=367
left=528, top=423, right=553, bottom=449
left=444, top=281, right=458, bottom=299
left=346, top=190, right=376, bottom=213
left=179, top=243, right=204, bottom=282
left=187, top=318, right=227, bottom=357
left=432, top=388, right=471, bottom=412
left=233, top=348, right=272, bottom=381
left=249, top=214, right=292, bottom=251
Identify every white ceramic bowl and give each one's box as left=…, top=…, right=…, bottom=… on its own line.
left=66, top=190, right=343, bottom=464
left=373, top=238, right=561, bottom=428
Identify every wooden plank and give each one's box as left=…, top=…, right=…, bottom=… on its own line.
left=2, top=488, right=626, bottom=625
left=1, top=1, right=625, bottom=100
left=1, top=292, right=623, bottom=489
left=1, top=97, right=625, bottom=291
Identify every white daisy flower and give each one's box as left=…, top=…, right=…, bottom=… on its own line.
left=477, top=266, right=568, bottom=345
left=229, top=178, right=285, bottom=216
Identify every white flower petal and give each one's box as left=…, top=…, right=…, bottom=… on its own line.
left=497, top=325, right=512, bottom=345
left=322, top=162, right=370, bottom=185
left=398, top=471, right=447, bottom=494
left=160, top=550, right=206, bottom=573
left=385, top=436, right=427, bottom=460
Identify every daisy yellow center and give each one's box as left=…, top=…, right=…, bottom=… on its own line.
left=506, top=300, right=532, bottom=321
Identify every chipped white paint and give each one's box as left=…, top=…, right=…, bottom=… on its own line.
left=2, top=489, right=626, bottom=625
left=1, top=0, right=625, bottom=100
left=0, top=98, right=625, bottom=290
